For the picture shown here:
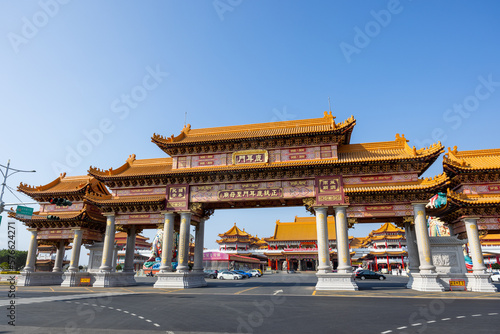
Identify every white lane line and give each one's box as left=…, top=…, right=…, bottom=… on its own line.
left=154, top=323, right=160, bottom=327
left=131, top=313, right=137, bottom=316
left=427, top=320, right=436, bottom=323
left=108, top=307, right=114, bottom=309
left=456, top=316, right=465, bottom=319
left=138, top=316, right=144, bottom=319
left=123, top=311, right=129, bottom=314
left=381, top=331, right=392, bottom=334
left=74, top=302, right=80, bottom=304
left=411, top=323, right=422, bottom=326
left=488, top=313, right=498, bottom=316
left=442, top=318, right=451, bottom=321
left=396, top=326, right=407, bottom=330
left=472, top=314, right=482, bottom=317
left=273, top=289, right=283, bottom=295
left=146, top=319, right=152, bottom=323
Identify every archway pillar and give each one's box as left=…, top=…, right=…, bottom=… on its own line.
left=404, top=218, right=420, bottom=289
left=315, top=206, right=358, bottom=291
left=464, top=217, right=497, bottom=292
left=410, top=203, right=444, bottom=292
left=154, top=207, right=208, bottom=289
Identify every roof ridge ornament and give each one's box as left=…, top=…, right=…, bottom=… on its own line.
left=323, top=111, right=336, bottom=129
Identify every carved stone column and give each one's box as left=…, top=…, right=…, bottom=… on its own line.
left=334, top=206, right=351, bottom=274
left=123, top=226, right=136, bottom=272
left=193, top=218, right=206, bottom=273
left=99, top=213, right=116, bottom=272
left=24, top=229, right=38, bottom=272
left=314, top=207, right=331, bottom=274
left=159, top=211, right=175, bottom=273
left=410, top=203, right=444, bottom=291
left=176, top=212, right=192, bottom=273
left=464, top=217, right=497, bottom=292
left=404, top=219, right=420, bottom=289
left=53, top=239, right=66, bottom=273
left=68, top=229, right=83, bottom=273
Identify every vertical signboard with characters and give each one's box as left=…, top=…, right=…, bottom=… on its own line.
left=166, top=185, right=190, bottom=211
left=315, top=176, right=345, bottom=206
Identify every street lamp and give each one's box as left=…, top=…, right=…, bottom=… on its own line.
left=0, top=159, right=36, bottom=214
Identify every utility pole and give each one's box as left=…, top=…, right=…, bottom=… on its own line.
left=0, top=160, right=36, bottom=214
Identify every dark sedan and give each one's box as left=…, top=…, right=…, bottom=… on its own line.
left=355, top=270, right=386, bottom=280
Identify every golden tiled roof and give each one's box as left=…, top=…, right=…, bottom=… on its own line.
left=89, top=135, right=443, bottom=181
left=152, top=112, right=354, bottom=146
left=18, top=173, right=109, bottom=198
left=370, top=223, right=405, bottom=234
left=345, top=173, right=449, bottom=194
left=444, top=146, right=500, bottom=172
left=338, top=134, right=443, bottom=164
left=84, top=192, right=165, bottom=206
left=446, top=189, right=500, bottom=206
left=218, top=223, right=250, bottom=237
left=350, top=237, right=367, bottom=248
left=10, top=209, right=105, bottom=223
left=265, top=216, right=337, bottom=242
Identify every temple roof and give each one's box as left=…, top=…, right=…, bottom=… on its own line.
left=89, top=135, right=443, bottom=182
left=265, top=216, right=337, bottom=242
left=218, top=223, right=250, bottom=238
left=11, top=209, right=105, bottom=224
left=18, top=173, right=109, bottom=200
left=446, top=189, right=500, bottom=206
left=370, top=223, right=405, bottom=235
left=443, top=146, right=500, bottom=174
left=345, top=173, right=449, bottom=194
left=152, top=112, right=355, bottom=148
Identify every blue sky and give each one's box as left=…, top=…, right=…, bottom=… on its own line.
left=0, top=1, right=499, bottom=264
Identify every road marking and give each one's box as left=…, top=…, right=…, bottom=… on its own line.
left=381, top=331, right=392, bottom=334
left=154, top=323, right=160, bottom=327
left=123, top=311, right=129, bottom=314
left=411, top=323, right=421, bottom=326
left=488, top=313, right=498, bottom=316
left=84, top=287, right=95, bottom=292
left=456, top=316, right=465, bottom=319
left=234, top=286, right=262, bottom=295
left=49, top=287, right=55, bottom=292
left=273, top=289, right=283, bottom=295
left=138, top=316, right=144, bottom=319
left=472, top=314, right=482, bottom=317
left=312, top=291, right=317, bottom=296
left=427, top=320, right=436, bottom=323
left=441, top=318, right=451, bottom=321
left=146, top=319, right=152, bottom=322
left=121, top=288, right=135, bottom=293
left=396, top=326, right=407, bottom=330
left=116, top=308, right=122, bottom=311
left=131, top=313, right=136, bottom=316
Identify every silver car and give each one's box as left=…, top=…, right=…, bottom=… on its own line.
left=218, top=270, right=243, bottom=280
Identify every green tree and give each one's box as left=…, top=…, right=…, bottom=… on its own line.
left=0, top=262, right=9, bottom=270
left=116, top=264, right=123, bottom=271
left=0, top=249, right=28, bottom=271
left=492, top=263, right=500, bottom=270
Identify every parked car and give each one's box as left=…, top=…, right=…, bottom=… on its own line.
left=247, top=269, right=262, bottom=277
left=355, top=270, right=386, bottom=280
left=204, top=270, right=218, bottom=279
left=491, top=272, right=500, bottom=282
left=218, top=271, right=243, bottom=280
left=233, top=270, right=252, bottom=279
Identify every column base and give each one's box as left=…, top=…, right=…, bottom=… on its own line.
left=411, top=272, right=445, bottom=292
left=436, top=273, right=468, bottom=291
left=406, top=270, right=419, bottom=289
left=61, top=272, right=93, bottom=287
left=466, top=272, right=498, bottom=292
left=154, top=272, right=207, bottom=289
left=315, top=273, right=358, bottom=291
left=92, top=271, right=136, bottom=287
left=17, top=272, right=64, bottom=286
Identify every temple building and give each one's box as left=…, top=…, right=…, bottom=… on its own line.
left=357, top=223, right=407, bottom=272
left=35, top=244, right=71, bottom=272
left=115, top=231, right=152, bottom=272
left=217, top=223, right=268, bottom=251
left=13, top=112, right=499, bottom=292
left=264, top=216, right=354, bottom=271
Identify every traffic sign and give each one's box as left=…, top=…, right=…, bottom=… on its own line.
left=16, top=206, right=34, bottom=218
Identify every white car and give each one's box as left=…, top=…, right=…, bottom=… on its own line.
left=247, top=269, right=262, bottom=277
left=491, top=272, right=500, bottom=282
left=218, top=271, right=243, bottom=280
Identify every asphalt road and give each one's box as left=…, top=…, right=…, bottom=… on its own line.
left=0, top=273, right=499, bottom=334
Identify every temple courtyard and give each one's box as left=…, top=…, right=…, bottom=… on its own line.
left=1, top=273, right=499, bottom=334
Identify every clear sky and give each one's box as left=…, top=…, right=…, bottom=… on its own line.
left=0, top=1, right=499, bottom=265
